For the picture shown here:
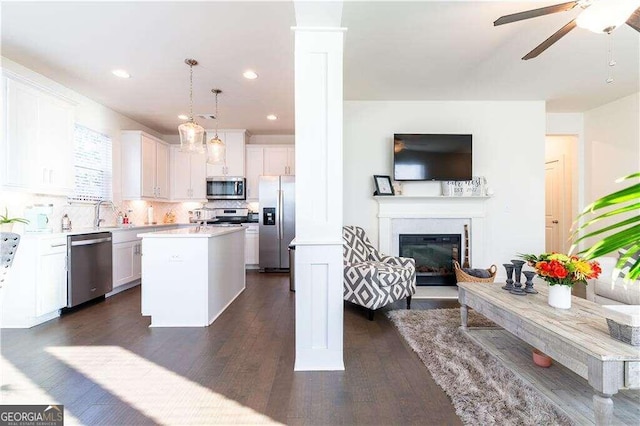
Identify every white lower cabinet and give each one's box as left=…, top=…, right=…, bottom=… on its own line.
left=111, top=229, right=143, bottom=291
left=35, top=240, right=68, bottom=317
left=111, top=225, right=183, bottom=294
left=1, top=235, right=68, bottom=328
left=244, top=224, right=259, bottom=267
left=113, top=240, right=141, bottom=287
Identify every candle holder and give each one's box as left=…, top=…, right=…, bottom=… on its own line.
left=509, top=260, right=527, bottom=296
left=502, top=264, right=515, bottom=291
left=523, top=271, right=538, bottom=294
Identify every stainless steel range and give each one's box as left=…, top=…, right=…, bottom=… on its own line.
left=190, top=208, right=248, bottom=225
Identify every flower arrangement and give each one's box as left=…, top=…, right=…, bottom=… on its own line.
left=520, top=253, right=601, bottom=287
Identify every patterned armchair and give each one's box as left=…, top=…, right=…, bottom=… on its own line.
left=343, top=226, right=416, bottom=320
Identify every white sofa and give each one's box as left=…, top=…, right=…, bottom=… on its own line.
left=587, top=256, right=640, bottom=305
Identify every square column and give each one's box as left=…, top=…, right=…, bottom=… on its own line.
left=293, top=27, right=345, bottom=371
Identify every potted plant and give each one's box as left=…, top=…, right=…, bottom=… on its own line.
left=0, top=207, right=29, bottom=233
left=520, top=253, right=601, bottom=309
left=572, top=171, right=639, bottom=280
left=571, top=171, right=639, bottom=344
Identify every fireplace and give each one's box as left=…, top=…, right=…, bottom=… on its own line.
left=399, top=234, right=461, bottom=286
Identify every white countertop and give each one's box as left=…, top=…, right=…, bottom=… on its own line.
left=137, top=226, right=246, bottom=238
left=21, top=223, right=191, bottom=239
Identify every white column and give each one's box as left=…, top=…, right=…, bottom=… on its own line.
left=293, top=26, right=345, bottom=371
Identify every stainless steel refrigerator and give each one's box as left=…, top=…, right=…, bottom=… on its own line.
left=259, top=176, right=295, bottom=270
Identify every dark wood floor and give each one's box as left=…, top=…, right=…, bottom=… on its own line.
left=1, top=272, right=461, bottom=425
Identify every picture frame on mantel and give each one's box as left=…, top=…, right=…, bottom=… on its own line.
left=373, top=175, right=395, bottom=196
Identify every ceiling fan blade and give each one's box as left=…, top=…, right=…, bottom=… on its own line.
left=627, top=7, right=640, bottom=33
left=494, top=1, right=579, bottom=26
left=522, top=19, right=577, bottom=60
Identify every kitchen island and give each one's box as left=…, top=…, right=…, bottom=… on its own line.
left=138, top=226, right=245, bottom=327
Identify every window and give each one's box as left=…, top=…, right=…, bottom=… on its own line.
left=69, top=124, right=112, bottom=202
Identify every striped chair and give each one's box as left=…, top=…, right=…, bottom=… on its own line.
left=343, top=226, right=416, bottom=320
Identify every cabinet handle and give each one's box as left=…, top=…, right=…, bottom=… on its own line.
left=50, top=243, right=66, bottom=248
left=49, top=169, right=54, bottom=183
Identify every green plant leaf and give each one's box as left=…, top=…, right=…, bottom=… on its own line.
left=574, top=202, right=640, bottom=231
left=579, top=183, right=640, bottom=215
left=578, top=224, right=640, bottom=260
left=573, top=216, right=640, bottom=243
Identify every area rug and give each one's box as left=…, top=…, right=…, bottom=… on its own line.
left=386, top=308, right=573, bottom=426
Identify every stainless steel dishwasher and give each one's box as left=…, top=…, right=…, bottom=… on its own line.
left=67, top=232, right=113, bottom=308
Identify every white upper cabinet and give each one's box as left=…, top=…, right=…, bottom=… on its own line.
left=263, top=145, right=295, bottom=176
left=121, top=131, right=170, bottom=200
left=170, top=146, right=206, bottom=201
left=245, top=144, right=295, bottom=201
left=2, top=74, right=75, bottom=195
left=245, top=145, right=264, bottom=201
left=205, top=130, right=248, bottom=177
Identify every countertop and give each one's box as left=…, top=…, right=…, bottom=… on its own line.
left=137, top=226, right=246, bottom=239
left=21, top=223, right=192, bottom=239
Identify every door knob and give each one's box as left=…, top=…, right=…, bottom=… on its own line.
left=552, top=220, right=559, bottom=224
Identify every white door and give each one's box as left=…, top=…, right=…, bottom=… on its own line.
left=287, top=146, right=295, bottom=175
left=263, top=147, right=288, bottom=176
left=170, top=148, right=191, bottom=200
left=224, top=131, right=245, bottom=176
left=545, top=159, right=562, bottom=253
left=245, top=146, right=264, bottom=200
left=38, top=94, right=75, bottom=194
left=113, top=241, right=136, bottom=287
left=155, top=142, right=169, bottom=199
left=190, top=152, right=207, bottom=199
left=141, top=136, right=156, bottom=198
left=36, top=249, right=67, bottom=316
left=5, top=78, right=39, bottom=189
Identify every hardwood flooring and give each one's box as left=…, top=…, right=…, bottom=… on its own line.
left=1, top=272, right=462, bottom=425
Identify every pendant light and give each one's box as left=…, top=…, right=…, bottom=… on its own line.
left=207, top=89, right=225, bottom=164
left=178, top=59, right=205, bottom=153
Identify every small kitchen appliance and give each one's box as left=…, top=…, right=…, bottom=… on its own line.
left=24, top=204, right=54, bottom=233
left=206, top=176, right=246, bottom=200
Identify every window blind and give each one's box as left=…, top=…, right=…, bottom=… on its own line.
left=69, top=124, right=112, bottom=202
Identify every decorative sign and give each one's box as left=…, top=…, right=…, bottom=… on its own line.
left=441, top=177, right=486, bottom=197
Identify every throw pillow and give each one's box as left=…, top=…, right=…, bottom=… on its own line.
left=462, top=268, right=492, bottom=279
left=617, top=247, right=638, bottom=280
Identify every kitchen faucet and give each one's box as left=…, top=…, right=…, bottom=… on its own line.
left=94, top=200, right=115, bottom=228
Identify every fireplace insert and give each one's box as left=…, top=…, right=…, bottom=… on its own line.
left=399, top=234, right=461, bottom=286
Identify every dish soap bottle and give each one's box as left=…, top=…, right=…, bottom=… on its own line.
left=61, top=214, right=72, bottom=231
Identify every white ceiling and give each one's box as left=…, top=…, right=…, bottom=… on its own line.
left=2, top=1, right=639, bottom=137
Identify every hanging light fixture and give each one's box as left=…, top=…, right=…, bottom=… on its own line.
left=178, top=59, right=205, bottom=153
left=207, top=89, right=225, bottom=164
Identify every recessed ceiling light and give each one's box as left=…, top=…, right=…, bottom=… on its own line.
left=112, top=69, right=131, bottom=79
left=243, top=70, right=258, bottom=80
left=266, top=114, right=277, bottom=121
left=178, top=114, right=189, bottom=120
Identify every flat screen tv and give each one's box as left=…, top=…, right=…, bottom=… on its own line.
left=393, top=134, right=472, bottom=181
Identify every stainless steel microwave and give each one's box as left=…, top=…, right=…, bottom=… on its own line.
left=206, top=177, right=246, bottom=200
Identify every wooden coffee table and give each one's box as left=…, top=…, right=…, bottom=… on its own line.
left=458, top=282, right=640, bottom=425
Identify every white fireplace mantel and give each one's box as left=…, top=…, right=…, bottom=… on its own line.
left=375, top=195, right=491, bottom=269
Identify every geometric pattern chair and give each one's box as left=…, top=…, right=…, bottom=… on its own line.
left=343, top=226, right=416, bottom=320
left=1, top=232, right=21, bottom=288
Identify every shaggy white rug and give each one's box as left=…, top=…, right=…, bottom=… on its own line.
left=387, top=308, right=573, bottom=426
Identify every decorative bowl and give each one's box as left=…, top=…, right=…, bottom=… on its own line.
left=532, top=349, right=552, bottom=368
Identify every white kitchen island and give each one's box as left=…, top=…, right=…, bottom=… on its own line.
left=138, top=226, right=245, bottom=327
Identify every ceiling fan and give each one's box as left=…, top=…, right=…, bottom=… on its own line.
left=494, top=0, right=640, bottom=60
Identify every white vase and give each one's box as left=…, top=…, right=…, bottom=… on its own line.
left=548, top=284, right=572, bottom=309
left=0, top=223, right=14, bottom=233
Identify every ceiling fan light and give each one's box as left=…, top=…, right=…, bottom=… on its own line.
left=576, top=0, right=640, bottom=33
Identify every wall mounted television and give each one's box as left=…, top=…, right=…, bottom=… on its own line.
left=393, top=134, right=472, bottom=181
